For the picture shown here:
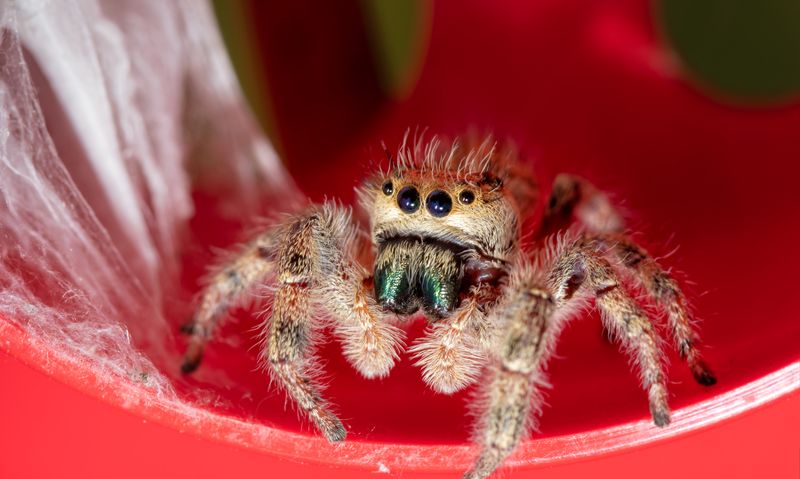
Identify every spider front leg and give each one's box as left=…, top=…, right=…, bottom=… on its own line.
left=466, top=239, right=671, bottom=479
left=264, top=204, right=404, bottom=441
left=465, top=264, right=557, bottom=479
left=184, top=203, right=403, bottom=442
left=262, top=209, right=348, bottom=442
left=267, top=285, right=347, bottom=441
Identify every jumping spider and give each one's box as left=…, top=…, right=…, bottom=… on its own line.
left=181, top=135, right=716, bottom=479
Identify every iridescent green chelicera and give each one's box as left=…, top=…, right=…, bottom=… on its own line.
left=375, top=261, right=412, bottom=310
left=374, top=241, right=417, bottom=314
left=374, top=239, right=462, bottom=317
left=419, top=263, right=460, bottom=317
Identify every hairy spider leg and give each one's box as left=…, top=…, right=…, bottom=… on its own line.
left=466, top=237, right=671, bottom=479
left=588, top=234, right=717, bottom=386
left=409, top=286, right=490, bottom=394
left=542, top=173, right=716, bottom=386
left=186, top=203, right=404, bottom=441
left=263, top=205, right=405, bottom=441
left=181, top=233, right=277, bottom=373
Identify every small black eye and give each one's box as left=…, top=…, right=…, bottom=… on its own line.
left=397, top=186, right=420, bottom=213
left=382, top=180, right=394, bottom=196
left=426, top=190, right=452, bottom=217
left=459, top=190, right=475, bottom=205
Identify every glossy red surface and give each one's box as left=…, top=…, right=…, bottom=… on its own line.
left=1, top=345, right=797, bottom=478
left=2, top=0, right=799, bottom=477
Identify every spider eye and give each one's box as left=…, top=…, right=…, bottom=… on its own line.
left=426, top=190, right=452, bottom=217
left=397, top=186, right=420, bottom=213
left=458, top=190, right=475, bottom=205
left=382, top=180, right=394, bottom=196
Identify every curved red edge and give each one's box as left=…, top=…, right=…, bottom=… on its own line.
left=2, top=317, right=797, bottom=473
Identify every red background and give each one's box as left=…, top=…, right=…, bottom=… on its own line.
left=2, top=1, right=799, bottom=478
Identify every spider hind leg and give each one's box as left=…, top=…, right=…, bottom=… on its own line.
left=181, top=234, right=277, bottom=374
left=590, top=235, right=717, bottom=387
left=543, top=173, right=716, bottom=386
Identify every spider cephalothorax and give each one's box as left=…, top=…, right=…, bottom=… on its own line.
left=360, top=138, right=530, bottom=319
left=181, top=134, right=716, bottom=479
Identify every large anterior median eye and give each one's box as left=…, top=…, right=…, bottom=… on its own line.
left=426, top=190, right=452, bottom=217
left=397, top=186, right=420, bottom=213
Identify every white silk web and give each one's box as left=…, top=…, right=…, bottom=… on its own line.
left=0, top=0, right=295, bottom=398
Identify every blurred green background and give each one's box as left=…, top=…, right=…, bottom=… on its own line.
left=659, top=0, right=800, bottom=104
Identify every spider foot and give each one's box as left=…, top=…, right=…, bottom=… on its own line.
left=691, top=360, right=717, bottom=386
left=316, top=412, right=347, bottom=443
left=651, top=405, right=671, bottom=427
left=181, top=341, right=204, bottom=374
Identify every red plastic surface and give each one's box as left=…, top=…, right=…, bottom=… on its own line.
left=2, top=0, right=799, bottom=477
left=1, top=321, right=797, bottom=477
